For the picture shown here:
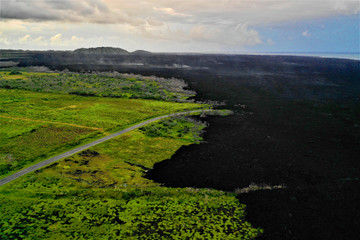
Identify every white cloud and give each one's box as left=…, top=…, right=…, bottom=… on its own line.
left=132, top=22, right=261, bottom=47
left=330, top=0, right=360, bottom=13
left=189, top=26, right=215, bottom=41
left=50, top=33, right=62, bottom=44
left=34, top=36, right=44, bottom=42
left=33, top=36, right=48, bottom=46
left=48, top=34, right=86, bottom=46
left=234, top=23, right=262, bottom=45
left=302, top=30, right=311, bottom=37
left=152, top=7, right=191, bottom=17
left=0, top=32, right=10, bottom=45
left=19, top=34, right=31, bottom=43
left=71, top=36, right=84, bottom=42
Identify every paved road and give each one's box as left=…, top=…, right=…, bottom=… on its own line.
left=0, top=109, right=212, bottom=187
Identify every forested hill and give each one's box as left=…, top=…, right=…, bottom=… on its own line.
left=74, top=47, right=130, bottom=55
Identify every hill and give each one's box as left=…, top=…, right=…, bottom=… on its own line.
left=74, top=47, right=129, bottom=55
left=132, top=50, right=152, bottom=55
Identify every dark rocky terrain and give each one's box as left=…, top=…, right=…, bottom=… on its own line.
left=1, top=48, right=360, bottom=239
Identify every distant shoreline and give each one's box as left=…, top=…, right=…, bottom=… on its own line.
left=250, top=52, right=360, bottom=61
left=0, top=48, right=358, bottom=61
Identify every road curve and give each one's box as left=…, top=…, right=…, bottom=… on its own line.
left=0, top=109, right=212, bottom=187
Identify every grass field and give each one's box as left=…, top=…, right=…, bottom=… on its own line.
left=0, top=88, right=204, bottom=178
left=0, top=116, right=262, bottom=239
left=0, top=69, right=261, bottom=239
left=0, top=68, right=195, bottom=101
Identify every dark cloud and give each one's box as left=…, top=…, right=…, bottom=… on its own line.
left=1, top=0, right=358, bottom=27
left=0, top=0, right=109, bottom=22
left=1, top=0, right=59, bottom=21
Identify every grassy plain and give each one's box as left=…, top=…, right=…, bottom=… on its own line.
left=0, top=68, right=195, bottom=101
left=0, top=117, right=262, bottom=239
left=0, top=69, right=261, bottom=239
left=0, top=88, right=204, bottom=177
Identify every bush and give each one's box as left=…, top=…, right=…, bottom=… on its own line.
left=0, top=163, right=12, bottom=175
left=9, top=70, right=22, bottom=75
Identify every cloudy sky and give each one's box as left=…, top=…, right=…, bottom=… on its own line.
left=0, top=0, right=359, bottom=53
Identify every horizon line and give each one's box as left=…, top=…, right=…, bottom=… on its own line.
left=0, top=48, right=359, bottom=60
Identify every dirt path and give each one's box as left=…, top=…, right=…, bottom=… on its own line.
left=0, top=115, right=106, bottom=133
left=0, top=109, right=212, bottom=187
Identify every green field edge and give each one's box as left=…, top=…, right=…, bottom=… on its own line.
left=0, top=108, right=211, bottom=182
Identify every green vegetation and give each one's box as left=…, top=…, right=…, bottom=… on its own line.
left=20, top=117, right=207, bottom=189
left=0, top=88, right=204, bottom=177
left=0, top=69, right=195, bottom=101
left=0, top=69, right=261, bottom=239
left=140, top=116, right=206, bottom=142
left=0, top=88, right=202, bottom=131
left=0, top=121, right=100, bottom=176
left=0, top=188, right=261, bottom=239
left=0, top=117, right=262, bottom=239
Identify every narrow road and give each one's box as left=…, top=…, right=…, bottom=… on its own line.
left=0, top=109, right=212, bottom=187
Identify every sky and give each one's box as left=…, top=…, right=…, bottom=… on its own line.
left=0, top=0, right=359, bottom=54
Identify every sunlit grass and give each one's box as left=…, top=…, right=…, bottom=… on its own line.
left=0, top=117, right=262, bottom=239
left=0, top=69, right=261, bottom=239
left=0, top=88, right=205, bottom=177
left=0, top=69, right=196, bottom=101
